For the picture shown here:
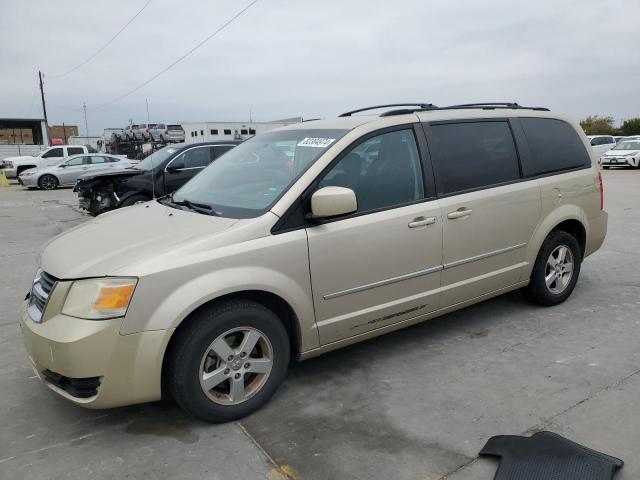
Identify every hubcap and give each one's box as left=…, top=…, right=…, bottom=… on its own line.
left=545, top=245, right=574, bottom=294
left=199, top=327, right=273, bottom=405
left=41, top=176, right=55, bottom=189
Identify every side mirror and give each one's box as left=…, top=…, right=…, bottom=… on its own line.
left=310, top=186, right=357, bottom=219
left=166, top=160, right=184, bottom=173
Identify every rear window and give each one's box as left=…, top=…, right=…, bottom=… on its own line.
left=168, top=125, right=183, bottom=131
left=67, top=147, right=85, bottom=155
left=428, top=121, right=520, bottom=195
left=520, top=118, right=590, bottom=176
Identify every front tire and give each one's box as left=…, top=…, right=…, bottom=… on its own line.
left=38, top=174, right=59, bottom=190
left=523, top=230, right=582, bottom=306
left=167, top=300, right=290, bottom=423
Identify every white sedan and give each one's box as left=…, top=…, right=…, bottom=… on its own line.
left=18, top=153, right=133, bottom=190
left=599, top=140, right=640, bottom=169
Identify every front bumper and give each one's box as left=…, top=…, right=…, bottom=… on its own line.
left=18, top=175, right=38, bottom=187
left=20, top=300, right=173, bottom=409
left=599, top=156, right=638, bottom=167
left=2, top=166, right=17, bottom=179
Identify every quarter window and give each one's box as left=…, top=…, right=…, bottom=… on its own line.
left=428, top=121, right=520, bottom=194
left=521, top=118, right=590, bottom=176
left=318, top=129, right=424, bottom=213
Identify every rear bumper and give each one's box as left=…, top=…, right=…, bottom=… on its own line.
left=20, top=300, right=173, bottom=408
left=585, top=210, right=608, bottom=258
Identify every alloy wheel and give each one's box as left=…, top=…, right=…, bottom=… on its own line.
left=545, top=245, right=574, bottom=294
left=199, top=327, right=273, bottom=405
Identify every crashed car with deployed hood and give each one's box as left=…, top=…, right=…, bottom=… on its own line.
left=74, top=141, right=240, bottom=215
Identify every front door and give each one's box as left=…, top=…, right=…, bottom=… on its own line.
left=423, top=119, right=540, bottom=306
left=306, top=127, right=443, bottom=345
left=57, top=155, right=89, bottom=185
left=163, top=145, right=214, bottom=193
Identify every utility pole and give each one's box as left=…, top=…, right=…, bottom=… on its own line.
left=38, top=70, right=50, bottom=145
left=83, top=102, right=89, bottom=138
left=146, top=98, right=150, bottom=124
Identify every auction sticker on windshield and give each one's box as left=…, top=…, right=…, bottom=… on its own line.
left=297, top=137, right=336, bottom=148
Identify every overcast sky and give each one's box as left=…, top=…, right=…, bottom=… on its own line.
left=1, top=0, right=639, bottom=134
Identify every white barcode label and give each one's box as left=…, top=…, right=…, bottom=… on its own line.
left=297, top=137, right=336, bottom=148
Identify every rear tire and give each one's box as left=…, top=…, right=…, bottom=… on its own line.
left=38, top=174, right=59, bottom=190
left=120, top=194, right=150, bottom=208
left=166, top=300, right=290, bottom=423
left=523, top=230, right=582, bottom=306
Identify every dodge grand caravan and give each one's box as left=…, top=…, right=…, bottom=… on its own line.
left=20, top=103, right=607, bottom=422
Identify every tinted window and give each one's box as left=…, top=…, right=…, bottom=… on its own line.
left=319, top=129, right=424, bottom=213
left=213, top=145, right=235, bottom=158
left=211, top=129, right=219, bottom=135
left=68, top=147, right=85, bottom=155
left=42, top=147, right=64, bottom=158
left=521, top=118, right=590, bottom=176
left=224, top=129, right=231, bottom=135
left=249, top=129, right=256, bottom=135
left=241, top=129, right=248, bottom=135
left=181, top=147, right=212, bottom=168
left=429, top=121, right=520, bottom=194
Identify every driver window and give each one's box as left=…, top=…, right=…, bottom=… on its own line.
left=65, top=156, right=86, bottom=166
left=182, top=147, right=213, bottom=168
left=42, top=148, right=64, bottom=158
left=318, top=129, right=424, bottom=213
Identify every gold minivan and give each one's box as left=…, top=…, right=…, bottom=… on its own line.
left=21, top=103, right=608, bottom=422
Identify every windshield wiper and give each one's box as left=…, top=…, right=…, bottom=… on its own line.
left=160, top=194, right=218, bottom=215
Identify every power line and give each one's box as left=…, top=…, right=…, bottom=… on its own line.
left=49, top=0, right=153, bottom=78
left=93, top=0, right=259, bottom=110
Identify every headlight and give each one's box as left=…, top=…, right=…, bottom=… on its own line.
left=62, top=278, right=137, bottom=319
left=5, top=160, right=13, bottom=167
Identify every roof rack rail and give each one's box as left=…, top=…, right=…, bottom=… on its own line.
left=439, top=102, right=550, bottom=111
left=339, top=103, right=437, bottom=117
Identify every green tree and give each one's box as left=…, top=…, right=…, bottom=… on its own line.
left=620, top=118, right=640, bottom=136
left=580, top=115, right=616, bottom=135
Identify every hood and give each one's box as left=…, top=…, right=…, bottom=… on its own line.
left=40, top=200, right=239, bottom=278
left=76, top=168, right=144, bottom=184
left=2, top=155, right=39, bottom=163
left=603, top=149, right=638, bottom=156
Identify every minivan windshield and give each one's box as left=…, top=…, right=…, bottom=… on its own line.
left=612, top=140, right=640, bottom=151
left=135, top=146, right=180, bottom=170
left=172, top=129, right=348, bottom=218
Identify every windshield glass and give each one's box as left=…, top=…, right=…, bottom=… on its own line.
left=173, top=129, right=348, bottom=218
left=135, top=145, right=180, bottom=170
left=613, top=140, right=640, bottom=150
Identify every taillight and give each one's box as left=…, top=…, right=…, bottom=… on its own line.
left=598, top=171, right=604, bottom=210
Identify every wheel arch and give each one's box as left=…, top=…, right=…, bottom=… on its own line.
left=522, top=206, right=587, bottom=280
left=160, top=289, right=302, bottom=397
left=17, top=164, right=37, bottom=175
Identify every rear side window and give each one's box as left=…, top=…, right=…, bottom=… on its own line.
left=42, top=147, right=64, bottom=158
left=67, top=147, right=85, bottom=155
left=521, top=118, right=590, bottom=176
left=182, top=147, right=212, bottom=168
left=213, top=145, right=235, bottom=158
left=428, top=121, right=520, bottom=195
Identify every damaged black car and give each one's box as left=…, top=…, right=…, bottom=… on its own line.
left=74, top=141, right=240, bottom=216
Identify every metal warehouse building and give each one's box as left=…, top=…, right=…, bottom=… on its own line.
left=182, top=117, right=303, bottom=143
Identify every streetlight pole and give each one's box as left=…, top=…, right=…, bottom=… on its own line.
left=38, top=70, right=50, bottom=145
left=83, top=102, right=89, bottom=138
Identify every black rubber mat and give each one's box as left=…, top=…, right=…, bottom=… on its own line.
left=479, top=431, right=623, bottom=479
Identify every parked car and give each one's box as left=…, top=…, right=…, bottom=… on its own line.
left=587, top=135, right=617, bottom=155
left=20, top=103, right=607, bottom=423
left=17, top=154, right=133, bottom=190
left=104, top=128, right=125, bottom=144
left=148, top=123, right=185, bottom=143
left=599, top=139, right=640, bottom=169
left=140, top=123, right=157, bottom=141
left=74, top=141, right=239, bottom=215
left=614, top=136, right=626, bottom=143
left=1, top=145, right=90, bottom=178
left=123, top=125, right=138, bottom=140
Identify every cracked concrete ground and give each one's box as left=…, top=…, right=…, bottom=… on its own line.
left=1, top=170, right=639, bottom=479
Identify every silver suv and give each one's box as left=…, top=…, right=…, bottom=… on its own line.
left=20, top=103, right=607, bottom=422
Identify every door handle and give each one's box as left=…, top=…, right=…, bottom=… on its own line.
left=408, top=216, right=437, bottom=228
left=447, top=208, right=473, bottom=220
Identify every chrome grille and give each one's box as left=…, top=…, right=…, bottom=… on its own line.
left=27, top=270, right=58, bottom=322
